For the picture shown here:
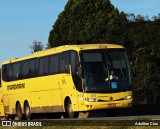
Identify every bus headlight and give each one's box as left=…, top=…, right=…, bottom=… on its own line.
left=85, top=98, right=99, bottom=102
left=122, top=96, right=132, bottom=100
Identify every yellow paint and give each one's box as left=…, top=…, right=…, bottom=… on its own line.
left=0, top=88, right=5, bottom=117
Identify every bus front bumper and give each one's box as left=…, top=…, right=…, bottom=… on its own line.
left=79, top=99, right=133, bottom=111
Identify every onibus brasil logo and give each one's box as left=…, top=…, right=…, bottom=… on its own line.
left=1, top=121, right=42, bottom=126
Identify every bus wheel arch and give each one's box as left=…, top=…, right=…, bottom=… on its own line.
left=63, top=97, right=79, bottom=118
left=24, top=100, right=32, bottom=120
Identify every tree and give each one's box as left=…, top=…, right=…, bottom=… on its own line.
left=125, top=19, right=160, bottom=104
left=45, top=43, right=51, bottom=49
left=135, top=15, right=145, bottom=22
left=126, top=13, right=136, bottom=22
left=152, top=13, right=160, bottom=21
left=29, top=40, right=44, bottom=53
left=48, top=0, right=127, bottom=47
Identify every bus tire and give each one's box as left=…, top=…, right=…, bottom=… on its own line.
left=63, top=99, right=79, bottom=118
left=24, top=102, right=32, bottom=120
left=16, top=103, right=24, bottom=120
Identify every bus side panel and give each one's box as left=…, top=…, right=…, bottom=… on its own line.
left=3, top=95, right=9, bottom=114
left=48, top=74, right=64, bottom=111
left=0, top=102, right=4, bottom=117
left=30, top=75, right=64, bottom=113
left=0, top=88, right=5, bottom=117
left=30, top=90, right=64, bottom=113
left=8, top=94, right=16, bottom=114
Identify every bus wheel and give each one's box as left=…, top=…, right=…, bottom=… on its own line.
left=63, top=99, right=79, bottom=118
left=16, top=103, right=23, bottom=120
left=106, top=109, right=118, bottom=117
left=24, top=102, right=32, bottom=120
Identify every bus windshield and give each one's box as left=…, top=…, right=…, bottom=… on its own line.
left=80, top=49, right=132, bottom=93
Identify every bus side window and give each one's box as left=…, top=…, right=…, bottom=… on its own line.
left=44, top=57, right=49, bottom=75
left=2, top=65, right=7, bottom=81
left=49, top=54, right=59, bottom=74
left=21, top=61, right=29, bottom=79
left=12, top=63, right=21, bottom=80
left=30, top=58, right=38, bottom=77
left=66, top=52, right=70, bottom=73
left=39, top=57, right=45, bottom=76
left=38, top=57, right=49, bottom=76
left=6, top=64, right=12, bottom=81
left=49, top=55, right=54, bottom=74
left=59, top=52, right=69, bottom=73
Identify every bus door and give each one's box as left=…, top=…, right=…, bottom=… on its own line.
left=70, top=51, right=83, bottom=111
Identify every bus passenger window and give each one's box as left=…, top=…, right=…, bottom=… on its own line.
left=6, top=64, right=12, bottom=81
left=21, top=61, right=29, bottom=78
left=49, top=56, right=55, bottom=74
left=30, top=59, right=38, bottom=77
left=49, top=55, right=59, bottom=74
left=12, top=63, right=21, bottom=80
left=44, top=57, right=49, bottom=75
left=39, top=58, right=45, bottom=76
left=54, top=55, right=59, bottom=73
left=59, top=52, right=68, bottom=73
left=2, top=65, right=7, bottom=81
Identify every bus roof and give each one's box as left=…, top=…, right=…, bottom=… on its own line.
left=2, top=44, right=124, bottom=64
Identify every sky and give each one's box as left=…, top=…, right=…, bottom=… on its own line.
left=0, top=0, right=160, bottom=65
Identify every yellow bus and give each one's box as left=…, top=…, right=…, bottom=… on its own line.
left=0, top=88, right=5, bottom=119
left=1, top=44, right=132, bottom=120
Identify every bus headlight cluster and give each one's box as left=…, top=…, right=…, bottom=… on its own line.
left=85, top=98, right=99, bottom=102
left=122, top=95, right=132, bottom=100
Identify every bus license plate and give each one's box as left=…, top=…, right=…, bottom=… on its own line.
left=107, top=103, right=116, bottom=107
